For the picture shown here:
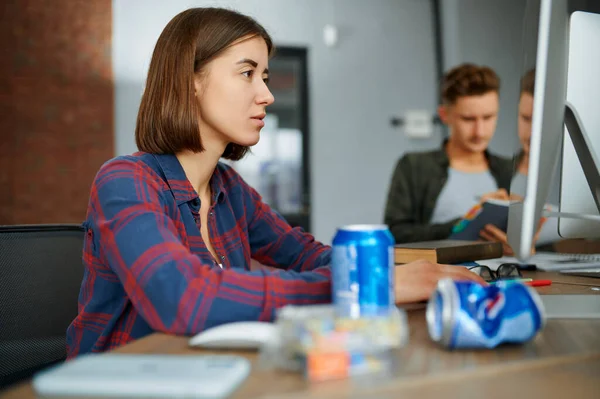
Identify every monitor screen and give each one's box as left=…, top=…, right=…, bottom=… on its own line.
left=507, top=0, right=600, bottom=261
left=558, top=10, right=600, bottom=238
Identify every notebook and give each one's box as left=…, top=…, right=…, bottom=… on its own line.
left=449, top=199, right=511, bottom=241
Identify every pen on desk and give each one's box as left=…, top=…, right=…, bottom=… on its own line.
left=526, top=279, right=552, bottom=287
left=490, top=279, right=552, bottom=287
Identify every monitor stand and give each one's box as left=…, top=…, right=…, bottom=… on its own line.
left=543, top=102, right=600, bottom=223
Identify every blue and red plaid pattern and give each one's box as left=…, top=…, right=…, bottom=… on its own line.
left=66, top=152, right=331, bottom=357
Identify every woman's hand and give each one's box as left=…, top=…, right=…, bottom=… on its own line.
left=394, top=260, right=487, bottom=304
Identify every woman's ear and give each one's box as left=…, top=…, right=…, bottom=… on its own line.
left=193, top=75, right=203, bottom=97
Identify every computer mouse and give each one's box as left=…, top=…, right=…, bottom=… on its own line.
left=188, top=321, right=277, bottom=350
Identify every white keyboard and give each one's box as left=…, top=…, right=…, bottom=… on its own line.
left=33, top=354, right=251, bottom=398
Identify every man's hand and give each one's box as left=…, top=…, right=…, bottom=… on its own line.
left=480, top=223, right=514, bottom=255
left=479, top=189, right=524, bottom=204
left=394, top=260, right=487, bottom=304
left=480, top=219, right=546, bottom=256
left=479, top=188, right=510, bottom=203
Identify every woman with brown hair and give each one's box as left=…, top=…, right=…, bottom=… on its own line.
left=67, top=7, right=484, bottom=357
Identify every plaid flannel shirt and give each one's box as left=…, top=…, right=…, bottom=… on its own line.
left=66, top=152, right=331, bottom=357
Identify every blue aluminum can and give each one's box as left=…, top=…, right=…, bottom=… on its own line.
left=426, top=278, right=546, bottom=349
left=331, top=224, right=395, bottom=318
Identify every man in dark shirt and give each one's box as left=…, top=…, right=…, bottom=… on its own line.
left=384, top=63, right=513, bottom=244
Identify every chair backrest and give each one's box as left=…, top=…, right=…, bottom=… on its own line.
left=0, top=224, right=85, bottom=388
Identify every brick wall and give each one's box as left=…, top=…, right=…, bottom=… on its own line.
left=0, top=0, right=113, bottom=224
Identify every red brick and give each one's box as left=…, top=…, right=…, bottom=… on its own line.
left=0, top=0, right=113, bottom=224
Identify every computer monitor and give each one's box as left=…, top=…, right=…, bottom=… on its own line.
left=507, top=0, right=600, bottom=261
left=558, top=10, right=600, bottom=238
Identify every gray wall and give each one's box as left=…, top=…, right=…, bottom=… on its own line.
left=440, top=0, right=534, bottom=157
left=112, top=0, right=440, bottom=244
left=439, top=0, right=600, bottom=157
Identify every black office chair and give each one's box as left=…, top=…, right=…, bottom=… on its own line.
left=0, top=224, right=85, bottom=388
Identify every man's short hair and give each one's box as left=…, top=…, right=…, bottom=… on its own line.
left=441, top=63, right=500, bottom=105
left=520, top=68, right=536, bottom=96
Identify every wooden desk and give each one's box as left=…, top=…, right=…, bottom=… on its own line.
left=3, top=272, right=600, bottom=399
